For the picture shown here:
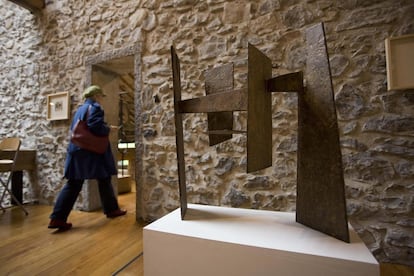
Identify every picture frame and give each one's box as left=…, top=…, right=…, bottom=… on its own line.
left=385, top=34, right=414, bottom=91
left=47, top=92, right=70, bottom=120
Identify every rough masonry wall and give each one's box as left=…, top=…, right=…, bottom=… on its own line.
left=0, top=0, right=413, bottom=266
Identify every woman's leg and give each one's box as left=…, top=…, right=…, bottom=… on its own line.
left=50, top=179, right=84, bottom=221
left=97, top=177, right=119, bottom=214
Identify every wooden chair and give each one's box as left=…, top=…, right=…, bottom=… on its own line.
left=0, top=137, right=28, bottom=215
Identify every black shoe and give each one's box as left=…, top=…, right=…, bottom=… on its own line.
left=48, top=219, right=72, bottom=231
left=106, top=209, right=127, bottom=218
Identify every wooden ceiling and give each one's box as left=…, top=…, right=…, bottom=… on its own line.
left=7, top=0, right=45, bottom=13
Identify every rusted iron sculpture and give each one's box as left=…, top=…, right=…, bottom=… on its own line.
left=171, top=22, right=349, bottom=242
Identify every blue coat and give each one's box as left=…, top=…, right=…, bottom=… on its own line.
left=64, top=99, right=117, bottom=180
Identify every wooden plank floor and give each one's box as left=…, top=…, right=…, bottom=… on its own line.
left=0, top=193, right=144, bottom=276
left=1, top=193, right=413, bottom=275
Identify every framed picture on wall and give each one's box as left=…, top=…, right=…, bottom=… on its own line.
left=385, top=34, right=414, bottom=91
left=47, top=92, right=70, bottom=120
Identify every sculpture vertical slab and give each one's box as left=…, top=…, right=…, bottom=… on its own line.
left=296, top=23, right=349, bottom=242
left=247, top=44, right=273, bottom=173
left=171, top=46, right=188, bottom=219
left=205, top=64, right=234, bottom=146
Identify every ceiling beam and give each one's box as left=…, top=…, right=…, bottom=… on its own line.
left=7, top=0, right=45, bottom=14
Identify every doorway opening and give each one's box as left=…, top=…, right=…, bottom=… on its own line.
left=84, top=44, right=143, bottom=218
left=95, top=56, right=136, bottom=196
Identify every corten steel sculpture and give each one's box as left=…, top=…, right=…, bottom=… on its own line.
left=171, top=22, right=350, bottom=242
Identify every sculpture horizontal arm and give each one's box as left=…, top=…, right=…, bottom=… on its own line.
left=266, top=72, right=304, bottom=93
left=177, top=88, right=247, bottom=113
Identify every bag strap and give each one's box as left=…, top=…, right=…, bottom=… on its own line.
left=81, top=105, right=92, bottom=121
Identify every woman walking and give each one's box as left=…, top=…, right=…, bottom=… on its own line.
left=49, top=85, right=126, bottom=231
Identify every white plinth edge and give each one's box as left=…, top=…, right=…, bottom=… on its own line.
left=144, top=204, right=379, bottom=276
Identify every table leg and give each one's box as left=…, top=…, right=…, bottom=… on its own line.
left=11, top=171, right=23, bottom=205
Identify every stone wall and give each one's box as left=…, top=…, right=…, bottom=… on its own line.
left=0, top=0, right=413, bottom=266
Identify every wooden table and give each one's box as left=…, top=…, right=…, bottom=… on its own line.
left=0, top=149, right=36, bottom=205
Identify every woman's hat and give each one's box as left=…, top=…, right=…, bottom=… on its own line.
left=82, top=85, right=106, bottom=99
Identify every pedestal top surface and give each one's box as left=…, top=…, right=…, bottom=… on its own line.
left=145, top=204, right=378, bottom=265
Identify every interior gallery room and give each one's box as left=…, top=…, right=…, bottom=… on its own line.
left=0, top=0, right=413, bottom=275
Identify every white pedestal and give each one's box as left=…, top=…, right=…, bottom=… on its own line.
left=144, top=204, right=379, bottom=276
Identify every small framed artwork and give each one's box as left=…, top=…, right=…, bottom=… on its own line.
left=47, top=92, right=70, bottom=120
left=385, top=34, right=414, bottom=91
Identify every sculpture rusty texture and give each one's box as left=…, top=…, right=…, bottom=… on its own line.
left=171, top=22, right=349, bottom=242
left=296, top=23, right=349, bottom=242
